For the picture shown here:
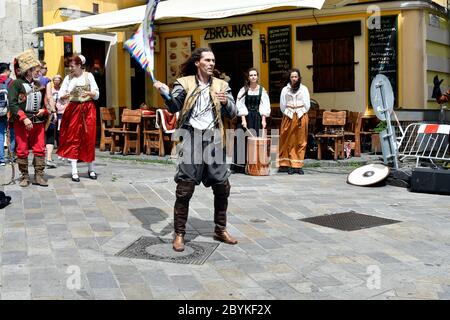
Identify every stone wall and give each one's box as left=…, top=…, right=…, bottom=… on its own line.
left=0, top=0, right=38, bottom=75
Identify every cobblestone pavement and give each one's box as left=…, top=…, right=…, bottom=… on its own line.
left=0, top=154, right=449, bottom=300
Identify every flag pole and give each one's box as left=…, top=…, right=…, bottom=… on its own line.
left=125, top=0, right=170, bottom=100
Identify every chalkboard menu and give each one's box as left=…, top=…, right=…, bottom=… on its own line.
left=268, top=25, right=292, bottom=103
left=368, top=15, right=398, bottom=107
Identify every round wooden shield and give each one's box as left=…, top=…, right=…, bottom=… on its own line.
left=347, top=164, right=390, bottom=186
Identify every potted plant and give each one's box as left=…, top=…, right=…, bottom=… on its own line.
left=371, top=121, right=387, bottom=153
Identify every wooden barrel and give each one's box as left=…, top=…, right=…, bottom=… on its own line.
left=246, top=137, right=271, bottom=176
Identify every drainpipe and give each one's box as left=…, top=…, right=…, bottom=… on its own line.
left=37, top=0, right=44, bottom=60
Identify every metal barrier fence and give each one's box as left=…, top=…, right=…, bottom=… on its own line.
left=393, top=121, right=415, bottom=143
left=397, top=123, right=450, bottom=166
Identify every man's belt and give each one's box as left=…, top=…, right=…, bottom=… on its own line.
left=25, top=113, right=46, bottom=124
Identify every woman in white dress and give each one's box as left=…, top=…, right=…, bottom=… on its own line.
left=232, top=68, right=271, bottom=173
left=278, top=68, right=310, bottom=175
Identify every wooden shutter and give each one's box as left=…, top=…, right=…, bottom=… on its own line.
left=312, top=37, right=355, bottom=92
left=313, top=40, right=334, bottom=92
left=333, top=38, right=354, bottom=91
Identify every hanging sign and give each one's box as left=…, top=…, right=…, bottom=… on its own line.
left=268, top=25, right=292, bottom=103
left=204, top=24, right=253, bottom=40
left=368, top=15, right=398, bottom=107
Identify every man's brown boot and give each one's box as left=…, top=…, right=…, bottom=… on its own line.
left=33, top=156, right=48, bottom=187
left=172, top=181, right=195, bottom=252
left=214, top=229, right=238, bottom=245
left=172, top=234, right=185, bottom=252
left=212, top=180, right=237, bottom=245
left=17, top=158, right=30, bottom=187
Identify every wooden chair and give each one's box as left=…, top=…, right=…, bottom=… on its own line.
left=343, top=111, right=363, bottom=157
left=360, top=116, right=378, bottom=153
left=143, top=112, right=164, bottom=156
left=308, top=108, right=318, bottom=134
left=109, top=109, right=142, bottom=155
left=155, top=108, right=179, bottom=157
left=308, top=98, right=319, bottom=131
left=117, top=106, right=128, bottom=127
left=315, top=111, right=346, bottom=160
left=315, top=108, right=325, bottom=133
left=99, top=107, right=121, bottom=152
left=306, top=106, right=319, bottom=159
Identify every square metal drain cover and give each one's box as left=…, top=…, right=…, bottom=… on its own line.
left=299, top=211, right=401, bottom=231
left=116, top=236, right=219, bottom=265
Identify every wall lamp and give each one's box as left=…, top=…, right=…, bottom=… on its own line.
left=260, top=34, right=267, bottom=63
left=30, top=39, right=44, bottom=50
left=191, top=40, right=196, bottom=51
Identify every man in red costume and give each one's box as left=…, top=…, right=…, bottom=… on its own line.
left=8, top=49, right=49, bottom=187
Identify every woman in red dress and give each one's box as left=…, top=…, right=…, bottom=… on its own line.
left=57, top=55, right=100, bottom=182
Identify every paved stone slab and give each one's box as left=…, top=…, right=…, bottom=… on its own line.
left=0, top=154, right=449, bottom=299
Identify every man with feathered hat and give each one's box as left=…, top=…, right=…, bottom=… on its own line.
left=7, top=49, right=49, bottom=187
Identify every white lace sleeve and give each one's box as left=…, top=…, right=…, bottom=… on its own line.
left=259, top=87, right=271, bottom=117
left=87, top=72, right=100, bottom=100
left=302, top=85, right=310, bottom=112
left=236, top=87, right=248, bottom=116
left=60, top=76, right=70, bottom=96
left=279, top=86, right=288, bottom=113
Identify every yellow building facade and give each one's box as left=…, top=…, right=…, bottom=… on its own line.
left=42, top=0, right=146, bottom=109
left=40, top=0, right=449, bottom=120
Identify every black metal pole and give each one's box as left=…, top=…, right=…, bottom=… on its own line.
left=37, top=0, right=44, bottom=60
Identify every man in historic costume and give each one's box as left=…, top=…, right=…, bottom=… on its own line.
left=8, top=49, right=49, bottom=187
left=154, top=47, right=238, bottom=252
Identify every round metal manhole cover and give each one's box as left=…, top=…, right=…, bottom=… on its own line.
left=145, top=243, right=195, bottom=257
left=116, top=236, right=220, bottom=265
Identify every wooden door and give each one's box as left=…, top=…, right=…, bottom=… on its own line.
left=130, top=57, right=146, bottom=109
left=81, top=38, right=107, bottom=144
left=210, top=40, right=253, bottom=100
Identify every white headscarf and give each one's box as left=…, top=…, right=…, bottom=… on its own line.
left=78, top=54, right=86, bottom=65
